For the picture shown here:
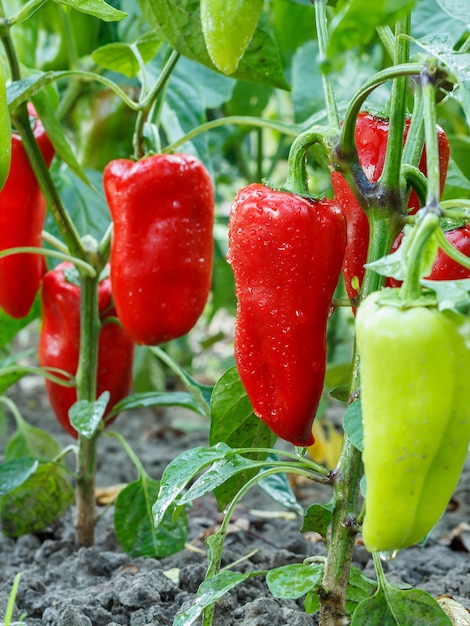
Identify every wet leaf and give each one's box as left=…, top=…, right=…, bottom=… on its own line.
left=174, top=570, right=263, bottom=626
left=343, top=400, right=363, bottom=451
left=70, top=391, right=110, bottom=438
left=115, top=476, right=188, bottom=557
left=210, top=366, right=276, bottom=510
left=0, top=463, right=73, bottom=536
left=6, top=422, right=61, bottom=462
left=266, top=562, right=323, bottom=600
left=301, top=499, right=334, bottom=542
left=0, top=457, right=38, bottom=496
left=351, top=583, right=452, bottom=625
left=110, top=390, right=208, bottom=418
left=152, top=442, right=235, bottom=527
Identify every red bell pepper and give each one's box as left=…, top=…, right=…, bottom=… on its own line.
left=388, top=224, right=470, bottom=287
left=228, top=183, right=346, bottom=447
left=38, top=262, right=135, bottom=437
left=0, top=112, right=54, bottom=318
left=331, top=111, right=450, bottom=304
left=103, top=154, right=214, bottom=346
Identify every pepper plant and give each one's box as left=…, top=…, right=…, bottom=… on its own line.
left=0, top=1, right=469, bottom=625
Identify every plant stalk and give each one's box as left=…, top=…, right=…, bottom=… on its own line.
left=74, top=269, right=101, bottom=547
left=319, top=210, right=398, bottom=625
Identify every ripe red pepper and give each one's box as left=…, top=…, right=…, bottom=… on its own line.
left=331, top=111, right=450, bottom=303
left=430, top=225, right=470, bottom=279
left=103, top=154, right=214, bottom=346
left=0, top=112, right=54, bottom=318
left=228, top=183, right=346, bottom=446
left=388, top=224, right=470, bottom=287
left=38, top=262, right=135, bottom=438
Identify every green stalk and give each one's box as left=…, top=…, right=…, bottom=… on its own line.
left=379, top=16, right=410, bottom=193
left=74, top=268, right=101, bottom=547
left=434, top=227, right=470, bottom=270
left=402, top=87, right=425, bottom=179
left=421, top=59, right=441, bottom=206
left=314, top=0, right=340, bottom=132
left=284, top=127, right=335, bottom=195
left=320, top=19, right=412, bottom=624
left=338, top=62, right=422, bottom=159
left=163, top=115, right=299, bottom=153
left=202, top=464, right=328, bottom=626
left=400, top=211, right=440, bottom=302
left=132, top=49, right=180, bottom=159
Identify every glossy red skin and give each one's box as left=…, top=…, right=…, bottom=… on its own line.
left=104, top=154, right=214, bottom=346
left=388, top=225, right=470, bottom=287
left=38, top=262, right=135, bottom=438
left=331, top=112, right=450, bottom=303
left=228, top=184, right=347, bottom=447
left=0, top=116, right=54, bottom=318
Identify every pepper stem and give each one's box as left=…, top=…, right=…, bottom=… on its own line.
left=284, top=127, right=334, bottom=196
left=399, top=209, right=440, bottom=302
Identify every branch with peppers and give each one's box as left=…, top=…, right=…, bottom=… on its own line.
left=154, top=12, right=470, bottom=624
left=0, top=2, right=217, bottom=549
left=1, top=0, right=470, bottom=623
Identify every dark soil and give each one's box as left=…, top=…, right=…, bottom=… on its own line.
left=1, top=373, right=470, bottom=626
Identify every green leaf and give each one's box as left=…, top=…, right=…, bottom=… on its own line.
left=7, top=73, right=55, bottom=110
left=421, top=278, right=470, bottom=313
left=343, top=400, right=363, bottom=451
left=32, top=86, right=90, bottom=186
left=0, top=366, right=30, bottom=394
left=69, top=391, right=110, bottom=438
left=327, top=0, right=417, bottom=59
left=174, top=570, right=262, bottom=626
left=0, top=296, right=40, bottom=351
left=0, top=462, right=74, bottom=536
left=266, top=562, right=323, bottom=600
left=351, top=584, right=452, bottom=625
left=110, top=390, right=208, bottom=418
left=366, top=222, right=438, bottom=282
left=210, top=367, right=275, bottom=448
left=48, top=167, right=111, bottom=242
left=92, top=38, right=161, bottom=77
left=0, top=457, right=38, bottom=496
left=411, top=0, right=464, bottom=40
left=150, top=346, right=213, bottom=414
left=410, top=33, right=470, bottom=125
left=200, top=0, right=264, bottom=75
left=330, top=385, right=349, bottom=402
left=435, top=0, right=470, bottom=24
left=114, top=476, right=188, bottom=557
left=346, top=566, right=378, bottom=616
left=152, top=442, right=234, bottom=527
left=138, top=0, right=289, bottom=89
left=210, top=366, right=276, bottom=510
left=53, top=0, right=127, bottom=21
left=301, top=499, right=334, bottom=542
left=177, top=454, right=274, bottom=506
left=5, top=422, right=61, bottom=462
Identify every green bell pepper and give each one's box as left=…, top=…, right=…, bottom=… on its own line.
left=356, top=290, right=470, bottom=553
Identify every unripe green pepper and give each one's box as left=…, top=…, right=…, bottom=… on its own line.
left=356, top=290, right=470, bottom=553
left=200, top=0, right=264, bottom=74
